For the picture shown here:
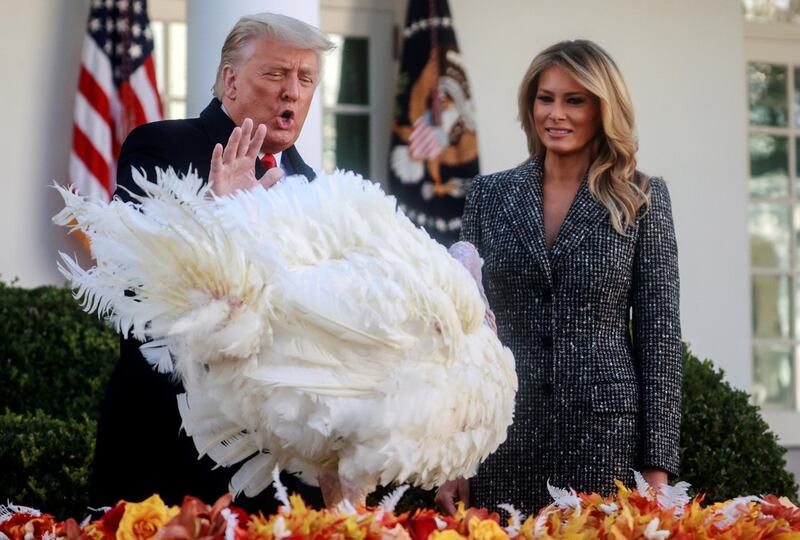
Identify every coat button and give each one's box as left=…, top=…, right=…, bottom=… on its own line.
left=541, top=335, right=553, bottom=350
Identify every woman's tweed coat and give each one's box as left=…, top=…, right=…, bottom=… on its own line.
left=461, top=156, right=682, bottom=514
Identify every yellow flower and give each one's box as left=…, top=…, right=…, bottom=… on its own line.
left=116, top=495, right=179, bottom=540
left=430, top=530, right=467, bottom=540
left=81, top=523, right=106, bottom=540
left=247, top=514, right=274, bottom=540
left=468, top=520, right=507, bottom=540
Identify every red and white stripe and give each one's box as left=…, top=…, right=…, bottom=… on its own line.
left=70, top=34, right=163, bottom=202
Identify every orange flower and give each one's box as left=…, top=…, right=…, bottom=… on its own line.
left=116, top=495, right=179, bottom=540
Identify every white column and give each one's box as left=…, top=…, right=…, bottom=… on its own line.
left=186, top=0, right=322, bottom=171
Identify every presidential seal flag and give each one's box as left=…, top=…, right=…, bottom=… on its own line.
left=389, top=0, right=480, bottom=246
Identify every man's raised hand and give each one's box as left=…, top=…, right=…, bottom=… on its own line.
left=209, top=117, right=284, bottom=196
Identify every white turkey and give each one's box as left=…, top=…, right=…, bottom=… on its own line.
left=53, top=167, right=517, bottom=506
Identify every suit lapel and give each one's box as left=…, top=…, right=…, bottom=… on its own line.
left=255, top=155, right=267, bottom=178
left=549, top=177, right=607, bottom=273
left=282, top=145, right=316, bottom=179
left=498, top=159, right=552, bottom=285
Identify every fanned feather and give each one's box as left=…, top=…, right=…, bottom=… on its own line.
left=139, top=339, right=174, bottom=374
left=657, top=481, right=692, bottom=517
left=633, top=469, right=654, bottom=500
left=547, top=481, right=580, bottom=511
left=378, top=485, right=409, bottom=513
left=271, top=465, right=290, bottom=510
left=229, top=453, right=276, bottom=499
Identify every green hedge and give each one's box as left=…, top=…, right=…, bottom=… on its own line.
left=680, top=344, right=798, bottom=502
left=0, top=411, right=97, bottom=519
left=0, top=281, right=117, bottom=519
left=0, top=282, right=796, bottom=518
left=0, top=281, right=117, bottom=420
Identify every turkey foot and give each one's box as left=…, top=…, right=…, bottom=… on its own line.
left=318, top=471, right=368, bottom=508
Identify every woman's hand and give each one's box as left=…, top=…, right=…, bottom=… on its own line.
left=209, top=117, right=284, bottom=197
left=449, top=241, right=497, bottom=333
left=435, top=477, right=469, bottom=515
left=642, top=468, right=669, bottom=489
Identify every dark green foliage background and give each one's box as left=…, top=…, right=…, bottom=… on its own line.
left=679, top=344, right=798, bottom=503
left=0, top=282, right=117, bottom=418
left=0, top=282, right=797, bottom=518
left=0, top=282, right=118, bottom=519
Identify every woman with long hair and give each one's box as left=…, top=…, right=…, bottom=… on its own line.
left=438, top=39, right=682, bottom=514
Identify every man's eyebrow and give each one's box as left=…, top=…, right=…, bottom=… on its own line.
left=259, top=62, right=290, bottom=71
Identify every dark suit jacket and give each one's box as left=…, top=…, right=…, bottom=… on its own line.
left=89, top=99, right=323, bottom=512
left=461, top=156, right=682, bottom=514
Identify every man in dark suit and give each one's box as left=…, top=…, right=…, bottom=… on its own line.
left=89, top=12, right=333, bottom=512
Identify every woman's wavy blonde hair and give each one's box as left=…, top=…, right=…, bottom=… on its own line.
left=518, top=39, right=649, bottom=234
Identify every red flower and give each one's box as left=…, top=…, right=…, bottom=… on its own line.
left=56, top=518, right=83, bottom=540
left=0, top=513, right=57, bottom=540
left=401, top=509, right=460, bottom=540
left=760, top=495, right=800, bottom=529
left=159, top=493, right=247, bottom=540
left=102, top=502, right=127, bottom=536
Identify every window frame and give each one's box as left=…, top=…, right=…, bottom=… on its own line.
left=745, top=20, right=800, bottom=445
left=320, top=0, right=395, bottom=187
left=149, top=0, right=187, bottom=120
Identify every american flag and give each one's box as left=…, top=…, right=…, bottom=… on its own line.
left=71, top=0, right=163, bottom=202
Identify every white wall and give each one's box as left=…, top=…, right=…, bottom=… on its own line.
left=440, top=0, right=750, bottom=390
left=0, top=0, right=90, bottom=287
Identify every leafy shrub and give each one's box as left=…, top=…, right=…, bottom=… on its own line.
left=0, top=410, right=97, bottom=520
left=0, top=281, right=118, bottom=420
left=680, top=345, right=798, bottom=502
left=0, top=281, right=116, bottom=518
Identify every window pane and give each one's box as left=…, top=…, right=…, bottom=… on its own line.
left=167, top=22, right=187, bottom=99
left=752, top=344, right=795, bottom=410
left=169, top=100, right=186, bottom=121
left=752, top=274, right=791, bottom=339
left=151, top=20, right=165, bottom=95
left=749, top=134, right=789, bottom=197
left=750, top=203, right=790, bottom=268
left=797, top=136, right=800, bottom=177
left=322, top=35, right=369, bottom=107
left=795, top=67, right=800, bottom=128
left=794, top=205, right=800, bottom=268
left=322, top=35, right=344, bottom=108
left=748, top=62, right=788, bottom=127
left=322, top=112, right=370, bottom=177
left=742, top=0, right=800, bottom=23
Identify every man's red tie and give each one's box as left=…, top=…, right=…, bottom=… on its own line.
left=260, top=153, right=277, bottom=170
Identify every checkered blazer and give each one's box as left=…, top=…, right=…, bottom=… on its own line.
left=461, top=156, right=682, bottom=514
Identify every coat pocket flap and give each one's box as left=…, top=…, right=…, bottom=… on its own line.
left=590, top=381, right=640, bottom=413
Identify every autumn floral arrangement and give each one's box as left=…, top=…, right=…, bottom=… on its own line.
left=2, top=474, right=798, bottom=540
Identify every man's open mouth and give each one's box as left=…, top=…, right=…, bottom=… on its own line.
left=276, top=110, right=295, bottom=129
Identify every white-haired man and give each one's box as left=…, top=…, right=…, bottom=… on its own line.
left=89, top=13, right=334, bottom=513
